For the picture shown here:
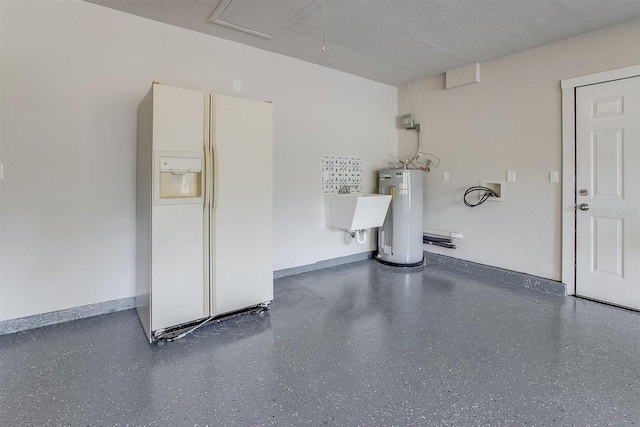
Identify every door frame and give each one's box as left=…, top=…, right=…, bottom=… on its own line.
left=560, top=64, right=640, bottom=296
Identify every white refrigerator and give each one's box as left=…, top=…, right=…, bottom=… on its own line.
left=136, top=83, right=273, bottom=342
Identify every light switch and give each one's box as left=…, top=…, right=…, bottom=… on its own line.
left=507, top=170, right=516, bottom=182
left=0, top=164, right=3, bottom=180
left=442, top=171, right=450, bottom=182
left=550, top=171, right=559, bottom=183
left=233, top=79, right=241, bottom=92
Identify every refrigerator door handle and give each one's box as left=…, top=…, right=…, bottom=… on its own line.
left=202, top=95, right=212, bottom=317
left=207, top=95, right=217, bottom=316
left=212, top=143, right=218, bottom=212
left=204, top=134, right=211, bottom=211
left=208, top=97, right=218, bottom=213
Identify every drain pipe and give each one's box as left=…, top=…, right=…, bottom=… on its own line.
left=343, top=229, right=368, bottom=245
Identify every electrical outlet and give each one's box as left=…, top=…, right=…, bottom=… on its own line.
left=442, top=171, right=450, bottom=182
left=233, top=79, right=241, bottom=92
left=550, top=171, right=559, bottom=183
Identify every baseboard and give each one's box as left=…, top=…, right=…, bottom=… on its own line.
left=274, top=251, right=376, bottom=279
left=0, top=296, right=136, bottom=336
left=1, top=251, right=563, bottom=336
left=423, top=252, right=566, bottom=296
left=2, top=251, right=375, bottom=336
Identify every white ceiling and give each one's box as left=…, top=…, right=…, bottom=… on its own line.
left=85, top=0, right=640, bottom=86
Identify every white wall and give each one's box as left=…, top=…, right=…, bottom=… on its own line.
left=0, top=0, right=397, bottom=321
left=399, top=19, right=640, bottom=280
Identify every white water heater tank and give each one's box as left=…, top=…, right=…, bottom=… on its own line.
left=377, top=169, right=424, bottom=266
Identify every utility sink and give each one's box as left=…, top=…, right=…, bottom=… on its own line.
left=325, top=193, right=392, bottom=231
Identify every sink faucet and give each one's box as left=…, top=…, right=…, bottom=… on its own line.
left=338, top=185, right=355, bottom=194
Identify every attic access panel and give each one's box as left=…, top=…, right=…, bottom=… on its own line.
left=209, top=0, right=321, bottom=39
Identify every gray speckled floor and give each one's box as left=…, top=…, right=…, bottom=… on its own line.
left=1, top=260, right=639, bottom=426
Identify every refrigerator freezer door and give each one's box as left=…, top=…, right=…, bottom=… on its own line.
left=150, top=85, right=209, bottom=330
left=210, top=95, right=274, bottom=316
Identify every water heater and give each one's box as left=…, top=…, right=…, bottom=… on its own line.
left=377, top=169, right=424, bottom=266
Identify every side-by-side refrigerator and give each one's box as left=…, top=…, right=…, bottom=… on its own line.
left=136, top=83, right=273, bottom=342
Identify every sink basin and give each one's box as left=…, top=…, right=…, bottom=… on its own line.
left=325, top=193, right=392, bottom=231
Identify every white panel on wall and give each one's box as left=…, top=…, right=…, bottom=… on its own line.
left=322, top=156, right=362, bottom=193
left=445, top=63, right=480, bottom=89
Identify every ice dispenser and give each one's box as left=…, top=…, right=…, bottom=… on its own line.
left=154, top=152, right=203, bottom=204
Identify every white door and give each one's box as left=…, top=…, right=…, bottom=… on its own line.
left=576, top=76, right=640, bottom=310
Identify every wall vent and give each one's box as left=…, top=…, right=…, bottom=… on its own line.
left=446, top=63, right=481, bottom=89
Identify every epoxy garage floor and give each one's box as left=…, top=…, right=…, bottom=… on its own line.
left=1, top=259, right=639, bottom=426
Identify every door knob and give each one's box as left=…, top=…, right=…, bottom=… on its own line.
left=579, top=203, right=590, bottom=211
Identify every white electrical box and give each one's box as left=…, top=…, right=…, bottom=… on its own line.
left=400, top=113, right=414, bottom=129
left=480, top=180, right=506, bottom=202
